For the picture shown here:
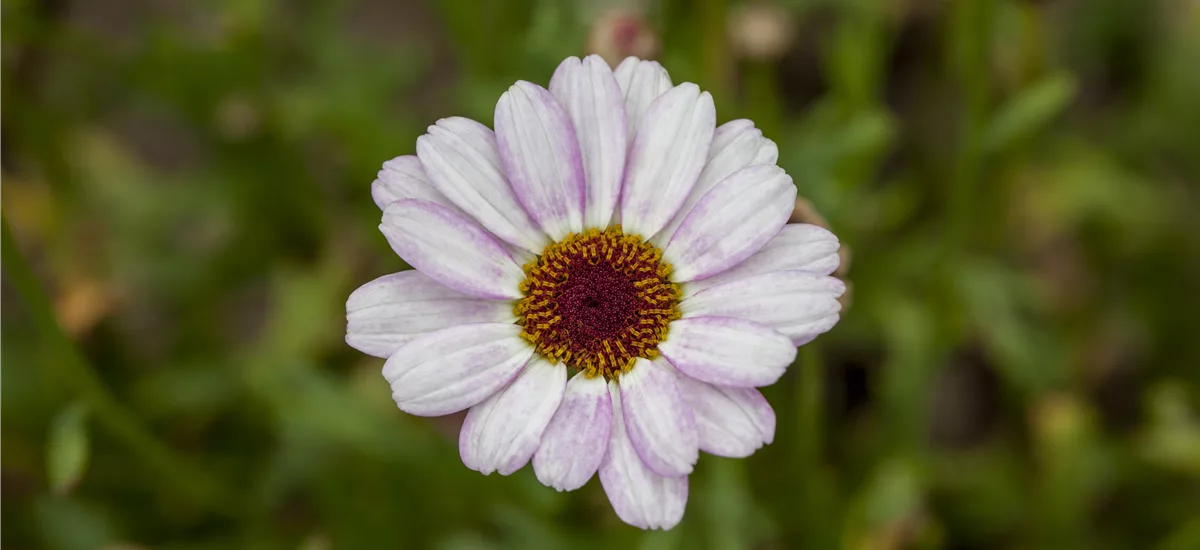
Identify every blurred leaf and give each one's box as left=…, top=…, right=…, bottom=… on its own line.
left=1140, top=382, right=1200, bottom=478
left=46, top=402, right=90, bottom=496
left=1159, top=516, right=1200, bottom=550
left=844, top=459, right=927, bottom=550
left=34, top=495, right=114, bottom=550
left=956, top=260, right=1062, bottom=394
left=983, top=73, right=1077, bottom=154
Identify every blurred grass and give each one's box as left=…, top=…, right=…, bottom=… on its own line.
left=3, top=0, right=1200, bottom=548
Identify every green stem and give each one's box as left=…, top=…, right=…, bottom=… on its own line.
left=795, top=344, right=838, bottom=549
left=797, top=345, right=824, bottom=462
left=2, top=215, right=239, bottom=514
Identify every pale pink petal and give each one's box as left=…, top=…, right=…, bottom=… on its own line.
left=659, top=316, right=796, bottom=387
left=599, top=381, right=688, bottom=530
left=345, top=271, right=515, bottom=358
left=384, top=324, right=533, bottom=416
left=459, top=357, right=566, bottom=475
left=371, top=155, right=460, bottom=212
left=653, top=120, right=778, bottom=246
left=533, top=372, right=612, bottom=491
left=495, top=81, right=585, bottom=240
left=613, top=57, right=673, bottom=141
left=619, top=83, right=715, bottom=238
left=416, top=117, right=548, bottom=252
left=619, top=357, right=698, bottom=476
left=549, top=55, right=628, bottom=228
left=673, top=373, right=775, bottom=458
left=684, top=224, right=840, bottom=296
left=664, top=164, right=796, bottom=282
left=681, top=271, right=845, bottom=345
left=380, top=200, right=525, bottom=300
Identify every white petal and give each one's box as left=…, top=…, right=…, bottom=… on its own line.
left=371, top=155, right=460, bottom=212
left=549, top=55, right=628, bottom=228
left=345, top=271, right=515, bottom=358
left=495, top=81, right=585, bottom=240
left=664, top=164, right=796, bottom=282
left=533, top=372, right=612, bottom=491
left=659, top=316, right=796, bottom=387
left=599, top=382, right=689, bottom=530
left=684, top=224, right=841, bottom=296
left=416, top=117, right=549, bottom=252
left=380, top=200, right=525, bottom=300
left=653, top=120, right=779, bottom=246
left=673, top=373, right=775, bottom=458
left=384, top=323, right=533, bottom=416
left=681, top=271, right=845, bottom=345
left=459, top=357, right=567, bottom=476
left=620, top=83, right=716, bottom=238
left=613, top=57, right=673, bottom=141
left=619, top=357, right=698, bottom=477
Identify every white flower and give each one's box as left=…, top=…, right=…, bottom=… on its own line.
left=346, top=55, right=845, bottom=530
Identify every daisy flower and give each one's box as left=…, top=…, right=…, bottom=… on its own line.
left=346, top=55, right=844, bottom=530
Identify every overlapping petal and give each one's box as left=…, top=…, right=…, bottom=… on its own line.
left=664, top=164, right=796, bottom=282
left=672, top=373, right=776, bottom=458
left=495, top=81, right=586, bottom=240
left=613, top=57, right=673, bottom=140
left=620, top=83, right=716, bottom=238
left=681, top=270, right=845, bottom=345
left=345, top=271, right=515, bottom=358
left=599, top=382, right=689, bottom=530
left=684, top=224, right=840, bottom=296
left=460, top=357, right=566, bottom=476
left=380, top=200, right=525, bottom=300
left=549, top=55, right=628, bottom=228
left=659, top=316, right=796, bottom=387
left=654, top=120, right=778, bottom=246
left=416, top=117, right=548, bottom=252
left=620, top=357, right=699, bottom=477
left=533, top=372, right=613, bottom=491
left=384, top=323, right=534, bottom=416
left=371, top=155, right=461, bottom=212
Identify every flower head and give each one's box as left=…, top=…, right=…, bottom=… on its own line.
left=347, top=55, right=845, bottom=530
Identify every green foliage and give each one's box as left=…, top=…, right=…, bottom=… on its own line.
left=3, top=0, right=1199, bottom=548
left=46, top=403, right=90, bottom=495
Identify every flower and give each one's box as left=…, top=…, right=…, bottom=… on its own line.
left=346, top=55, right=845, bottom=530
left=587, top=9, right=660, bottom=67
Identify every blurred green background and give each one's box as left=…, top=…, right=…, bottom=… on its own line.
left=4, top=0, right=1200, bottom=548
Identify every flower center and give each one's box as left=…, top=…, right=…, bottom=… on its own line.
left=515, top=226, right=681, bottom=379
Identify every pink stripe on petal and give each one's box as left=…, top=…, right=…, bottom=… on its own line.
left=346, top=271, right=515, bottom=358
left=659, top=316, right=796, bottom=388
left=380, top=199, right=525, bottom=300
left=665, top=164, right=796, bottom=282
left=619, top=357, right=698, bottom=477
left=599, top=381, right=689, bottom=530
left=550, top=55, right=628, bottom=229
left=533, top=372, right=612, bottom=491
left=460, top=357, right=566, bottom=476
left=495, top=81, right=586, bottom=240
left=619, top=83, right=715, bottom=239
left=385, top=323, right=534, bottom=416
